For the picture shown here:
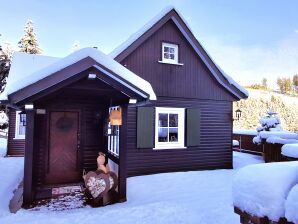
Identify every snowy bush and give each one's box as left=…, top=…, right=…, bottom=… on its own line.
left=285, top=184, right=298, bottom=223
left=0, top=111, right=8, bottom=130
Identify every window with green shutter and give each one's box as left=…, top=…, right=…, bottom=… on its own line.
left=186, top=108, right=201, bottom=147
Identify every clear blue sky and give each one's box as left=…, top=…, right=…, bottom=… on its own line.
left=1, top=0, right=298, bottom=87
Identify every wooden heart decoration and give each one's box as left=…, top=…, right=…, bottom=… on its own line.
left=84, top=171, right=110, bottom=199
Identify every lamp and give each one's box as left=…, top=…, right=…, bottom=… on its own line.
left=235, top=109, right=242, bottom=121
left=109, top=107, right=122, bottom=126
left=19, top=111, right=26, bottom=126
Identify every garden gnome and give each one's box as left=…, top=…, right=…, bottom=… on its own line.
left=97, top=152, right=110, bottom=174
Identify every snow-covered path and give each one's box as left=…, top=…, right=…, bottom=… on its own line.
left=0, top=152, right=263, bottom=224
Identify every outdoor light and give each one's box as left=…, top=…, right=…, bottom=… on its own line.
left=109, top=107, right=122, bottom=126
left=235, top=109, right=242, bottom=121
left=88, top=73, right=97, bottom=79
left=19, top=111, right=26, bottom=126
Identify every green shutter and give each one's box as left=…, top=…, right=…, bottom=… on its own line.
left=137, top=107, right=154, bottom=148
left=186, top=108, right=201, bottom=147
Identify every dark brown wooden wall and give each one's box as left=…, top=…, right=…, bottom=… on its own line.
left=126, top=98, right=233, bottom=177
left=7, top=109, right=25, bottom=156
left=121, top=20, right=235, bottom=101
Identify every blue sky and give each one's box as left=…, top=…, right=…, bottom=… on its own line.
left=1, top=0, right=298, bottom=87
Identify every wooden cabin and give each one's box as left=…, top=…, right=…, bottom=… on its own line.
left=0, top=7, right=248, bottom=206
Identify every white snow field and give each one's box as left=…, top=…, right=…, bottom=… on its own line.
left=0, top=151, right=262, bottom=224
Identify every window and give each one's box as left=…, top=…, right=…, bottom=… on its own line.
left=161, top=42, right=179, bottom=64
left=107, top=106, right=120, bottom=157
left=15, top=111, right=26, bottom=139
left=155, top=107, right=185, bottom=149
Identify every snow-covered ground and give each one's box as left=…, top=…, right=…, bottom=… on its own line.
left=0, top=151, right=263, bottom=224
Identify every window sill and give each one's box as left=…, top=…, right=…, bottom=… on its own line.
left=158, top=60, right=184, bottom=66
left=13, top=137, right=25, bottom=140
left=153, top=146, right=187, bottom=150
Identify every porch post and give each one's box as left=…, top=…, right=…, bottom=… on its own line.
left=23, top=105, right=35, bottom=206
left=118, top=104, right=128, bottom=202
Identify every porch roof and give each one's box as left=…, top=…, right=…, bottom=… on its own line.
left=0, top=48, right=156, bottom=102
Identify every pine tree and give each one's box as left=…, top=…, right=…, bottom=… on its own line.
left=18, top=20, right=42, bottom=54
left=0, top=35, right=13, bottom=92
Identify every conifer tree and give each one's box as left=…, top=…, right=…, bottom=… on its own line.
left=18, top=20, right=42, bottom=54
left=0, top=35, right=13, bottom=92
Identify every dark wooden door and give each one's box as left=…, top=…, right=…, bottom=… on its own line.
left=46, top=111, right=80, bottom=185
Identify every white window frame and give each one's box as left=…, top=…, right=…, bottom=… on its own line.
left=14, top=111, right=26, bottom=139
left=161, top=42, right=179, bottom=64
left=154, top=107, right=185, bottom=149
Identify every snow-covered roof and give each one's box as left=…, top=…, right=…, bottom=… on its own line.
left=110, top=6, right=248, bottom=98
left=0, top=52, right=59, bottom=100
left=1, top=48, right=156, bottom=101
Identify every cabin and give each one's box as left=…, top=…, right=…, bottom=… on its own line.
left=0, top=7, right=248, bottom=206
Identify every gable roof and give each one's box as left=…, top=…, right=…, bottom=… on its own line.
left=1, top=48, right=156, bottom=103
left=110, top=6, right=248, bottom=99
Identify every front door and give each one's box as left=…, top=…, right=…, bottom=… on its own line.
left=46, top=111, right=80, bottom=185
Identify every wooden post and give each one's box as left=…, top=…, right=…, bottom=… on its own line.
left=23, top=105, right=35, bottom=206
left=118, top=104, right=128, bottom=202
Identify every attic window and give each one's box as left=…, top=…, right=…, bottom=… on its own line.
left=159, top=42, right=183, bottom=65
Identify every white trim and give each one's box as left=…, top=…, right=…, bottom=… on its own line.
left=154, top=107, right=185, bottom=149
left=161, top=42, right=179, bottom=64
left=158, top=60, right=184, bottom=66
left=14, top=111, right=25, bottom=139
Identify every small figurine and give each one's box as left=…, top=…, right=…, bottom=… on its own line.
left=97, top=152, right=110, bottom=174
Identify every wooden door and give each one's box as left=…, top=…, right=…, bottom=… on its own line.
left=46, top=111, right=80, bottom=185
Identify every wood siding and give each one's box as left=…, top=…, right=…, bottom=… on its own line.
left=7, top=109, right=25, bottom=156
left=126, top=97, right=233, bottom=177
left=121, top=20, right=235, bottom=101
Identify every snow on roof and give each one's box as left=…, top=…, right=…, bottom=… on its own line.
left=1, top=48, right=156, bottom=101
left=0, top=52, right=59, bottom=100
left=109, top=6, right=248, bottom=98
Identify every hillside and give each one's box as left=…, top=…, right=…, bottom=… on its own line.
left=233, top=89, right=298, bottom=132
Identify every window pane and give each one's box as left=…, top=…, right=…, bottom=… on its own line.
left=164, top=53, right=170, bottom=59
left=169, top=54, right=175, bottom=60
left=158, top=113, right=168, bottom=127
left=169, top=114, right=178, bottom=127
left=169, top=128, right=178, bottom=142
left=19, top=125, right=26, bottom=135
left=169, top=47, right=175, bottom=53
left=164, top=46, right=169, bottom=53
left=158, top=128, right=168, bottom=142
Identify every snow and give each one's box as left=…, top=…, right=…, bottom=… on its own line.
left=0, top=138, right=7, bottom=157
left=0, top=157, right=23, bottom=217
left=260, top=117, right=280, bottom=129
left=285, top=184, right=298, bottom=223
left=233, top=151, right=264, bottom=169
left=109, top=6, right=248, bottom=98
left=282, top=144, right=298, bottom=158
left=259, top=131, right=298, bottom=140
left=233, top=140, right=239, bottom=146
left=1, top=48, right=157, bottom=101
left=267, top=136, right=298, bottom=145
left=233, top=129, right=257, bottom=136
left=0, top=151, right=263, bottom=224
left=232, top=161, right=298, bottom=221
left=0, top=52, right=59, bottom=100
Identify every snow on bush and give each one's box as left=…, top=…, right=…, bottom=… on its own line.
left=285, top=184, right=298, bottom=223
left=232, top=162, right=298, bottom=221
left=282, top=144, right=298, bottom=159
left=0, top=111, right=8, bottom=130
left=233, top=140, right=239, bottom=146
